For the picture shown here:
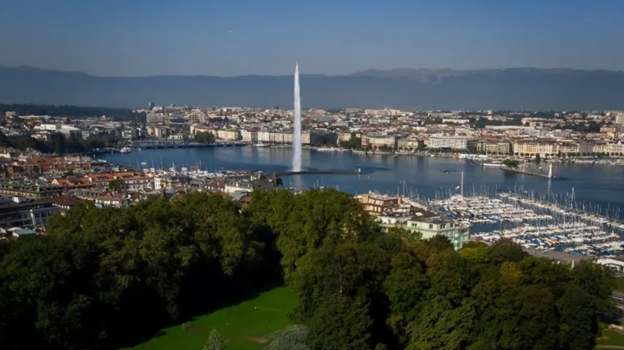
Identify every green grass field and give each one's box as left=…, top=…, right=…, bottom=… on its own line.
left=597, top=328, right=624, bottom=347
left=122, top=287, right=297, bottom=350
left=616, top=278, right=624, bottom=293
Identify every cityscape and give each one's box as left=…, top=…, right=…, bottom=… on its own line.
left=1, top=1, right=624, bottom=350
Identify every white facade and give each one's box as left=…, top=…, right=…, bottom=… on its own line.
left=428, top=136, right=477, bottom=150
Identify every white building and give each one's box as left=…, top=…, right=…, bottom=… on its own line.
left=428, top=136, right=478, bottom=150
left=406, top=217, right=470, bottom=250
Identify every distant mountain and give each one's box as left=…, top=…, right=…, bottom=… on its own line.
left=1, top=66, right=624, bottom=110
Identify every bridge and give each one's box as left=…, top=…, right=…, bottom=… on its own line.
left=133, top=140, right=248, bottom=149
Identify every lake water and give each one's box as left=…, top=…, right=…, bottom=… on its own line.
left=102, top=147, right=624, bottom=216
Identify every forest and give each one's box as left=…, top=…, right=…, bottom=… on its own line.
left=0, top=189, right=616, bottom=350
left=0, top=104, right=144, bottom=122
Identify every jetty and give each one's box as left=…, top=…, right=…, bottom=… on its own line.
left=277, top=169, right=362, bottom=176
left=501, top=163, right=557, bottom=179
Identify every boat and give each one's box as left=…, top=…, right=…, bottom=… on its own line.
left=481, top=162, right=502, bottom=168
left=120, top=147, right=131, bottom=154
left=254, top=143, right=270, bottom=148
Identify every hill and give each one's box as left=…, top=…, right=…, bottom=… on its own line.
left=2, top=66, right=624, bottom=110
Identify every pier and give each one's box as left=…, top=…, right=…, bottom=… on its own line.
left=133, top=140, right=247, bottom=149
left=277, top=169, right=362, bottom=176
left=501, top=163, right=557, bottom=179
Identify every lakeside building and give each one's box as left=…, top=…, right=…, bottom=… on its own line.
left=356, top=192, right=469, bottom=250
left=427, top=135, right=478, bottom=151
left=361, top=134, right=398, bottom=149
left=512, top=140, right=558, bottom=157
left=406, top=217, right=470, bottom=251
left=476, top=140, right=511, bottom=154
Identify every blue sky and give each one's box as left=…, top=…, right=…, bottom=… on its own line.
left=0, top=0, right=623, bottom=76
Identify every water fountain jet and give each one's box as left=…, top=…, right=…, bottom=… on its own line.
left=292, top=62, right=302, bottom=172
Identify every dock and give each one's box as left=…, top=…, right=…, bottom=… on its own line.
left=501, top=163, right=557, bottom=179
left=277, top=169, right=362, bottom=176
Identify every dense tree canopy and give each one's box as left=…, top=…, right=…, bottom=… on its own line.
left=0, top=104, right=144, bottom=122
left=0, top=188, right=616, bottom=350
left=9, top=133, right=111, bottom=155
left=194, top=131, right=216, bottom=144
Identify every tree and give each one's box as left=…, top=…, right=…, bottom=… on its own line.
left=108, top=179, right=127, bottom=192
left=204, top=329, right=227, bottom=350
left=305, top=294, right=373, bottom=350
left=502, top=159, right=519, bottom=168
left=265, top=325, right=309, bottom=350
left=194, top=132, right=216, bottom=144
left=488, top=239, right=526, bottom=264
left=49, top=133, right=67, bottom=154
left=273, top=189, right=379, bottom=285
left=339, top=136, right=362, bottom=149
left=81, top=136, right=105, bottom=151
left=383, top=251, right=429, bottom=346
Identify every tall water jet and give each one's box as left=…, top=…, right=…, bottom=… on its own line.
left=292, top=62, right=302, bottom=172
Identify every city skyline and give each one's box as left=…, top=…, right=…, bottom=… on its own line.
left=1, top=0, right=623, bottom=77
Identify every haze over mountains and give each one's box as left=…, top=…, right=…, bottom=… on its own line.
left=2, top=65, right=624, bottom=110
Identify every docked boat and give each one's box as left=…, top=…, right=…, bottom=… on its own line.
left=253, top=143, right=270, bottom=148
left=120, top=147, right=131, bottom=154
left=481, top=162, right=502, bottom=168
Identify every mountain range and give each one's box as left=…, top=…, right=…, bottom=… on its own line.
left=1, top=66, right=624, bottom=110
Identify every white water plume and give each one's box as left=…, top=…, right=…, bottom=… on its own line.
left=292, top=62, right=302, bottom=172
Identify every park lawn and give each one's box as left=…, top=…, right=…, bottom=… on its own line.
left=121, top=287, right=297, bottom=350
left=615, top=277, right=624, bottom=293
left=597, top=328, right=624, bottom=347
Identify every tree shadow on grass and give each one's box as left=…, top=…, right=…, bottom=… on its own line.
left=112, top=260, right=284, bottom=350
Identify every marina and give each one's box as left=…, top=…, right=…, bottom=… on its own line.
left=102, top=147, right=624, bottom=258
left=430, top=186, right=624, bottom=258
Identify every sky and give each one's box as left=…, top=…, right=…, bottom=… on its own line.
left=1, top=0, right=623, bottom=77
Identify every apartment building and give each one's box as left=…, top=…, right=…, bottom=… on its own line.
left=241, top=128, right=260, bottom=143
left=362, top=134, right=397, bottom=149
left=0, top=197, right=59, bottom=228
left=593, top=142, right=624, bottom=155
left=87, top=172, right=154, bottom=191
left=512, top=140, right=558, bottom=156
left=398, top=138, right=423, bottom=150
left=406, top=217, right=470, bottom=250
left=428, top=136, right=478, bottom=151
left=476, top=140, right=511, bottom=154
left=356, top=192, right=401, bottom=216
left=215, top=129, right=241, bottom=141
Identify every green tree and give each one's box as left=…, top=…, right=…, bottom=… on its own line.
left=204, top=329, right=227, bottom=350
left=502, top=159, right=519, bottom=168
left=306, top=294, right=373, bottom=350
left=194, top=132, right=216, bottom=143
left=273, top=189, right=379, bottom=285
left=81, top=136, right=106, bottom=151
left=383, top=251, right=429, bottom=346
left=49, top=133, right=67, bottom=154
left=265, top=325, right=309, bottom=350
left=108, top=179, right=127, bottom=192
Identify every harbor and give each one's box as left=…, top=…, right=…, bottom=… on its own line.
left=501, top=163, right=558, bottom=179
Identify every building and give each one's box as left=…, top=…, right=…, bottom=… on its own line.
left=356, top=192, right=400, bottom=216
left=0, top=197, right=59, bottom=228
left=428, top=136, right=478, bottom=151
left=476, top=140, right=511, bottom=154
left=59, top=125, right=83, bottom=139
left=216, top=129, right=241, bottom=141
left=87, top=172, right=154, bottom=191
left=241, top=128, right=260, bottom=143
left=397, top=138, right=423, bottom=150
left=362, top=134, right=398, bottom=150
left=512, top=140, right=558, bottom=157
left=406, top=217, right=470, bottom=250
